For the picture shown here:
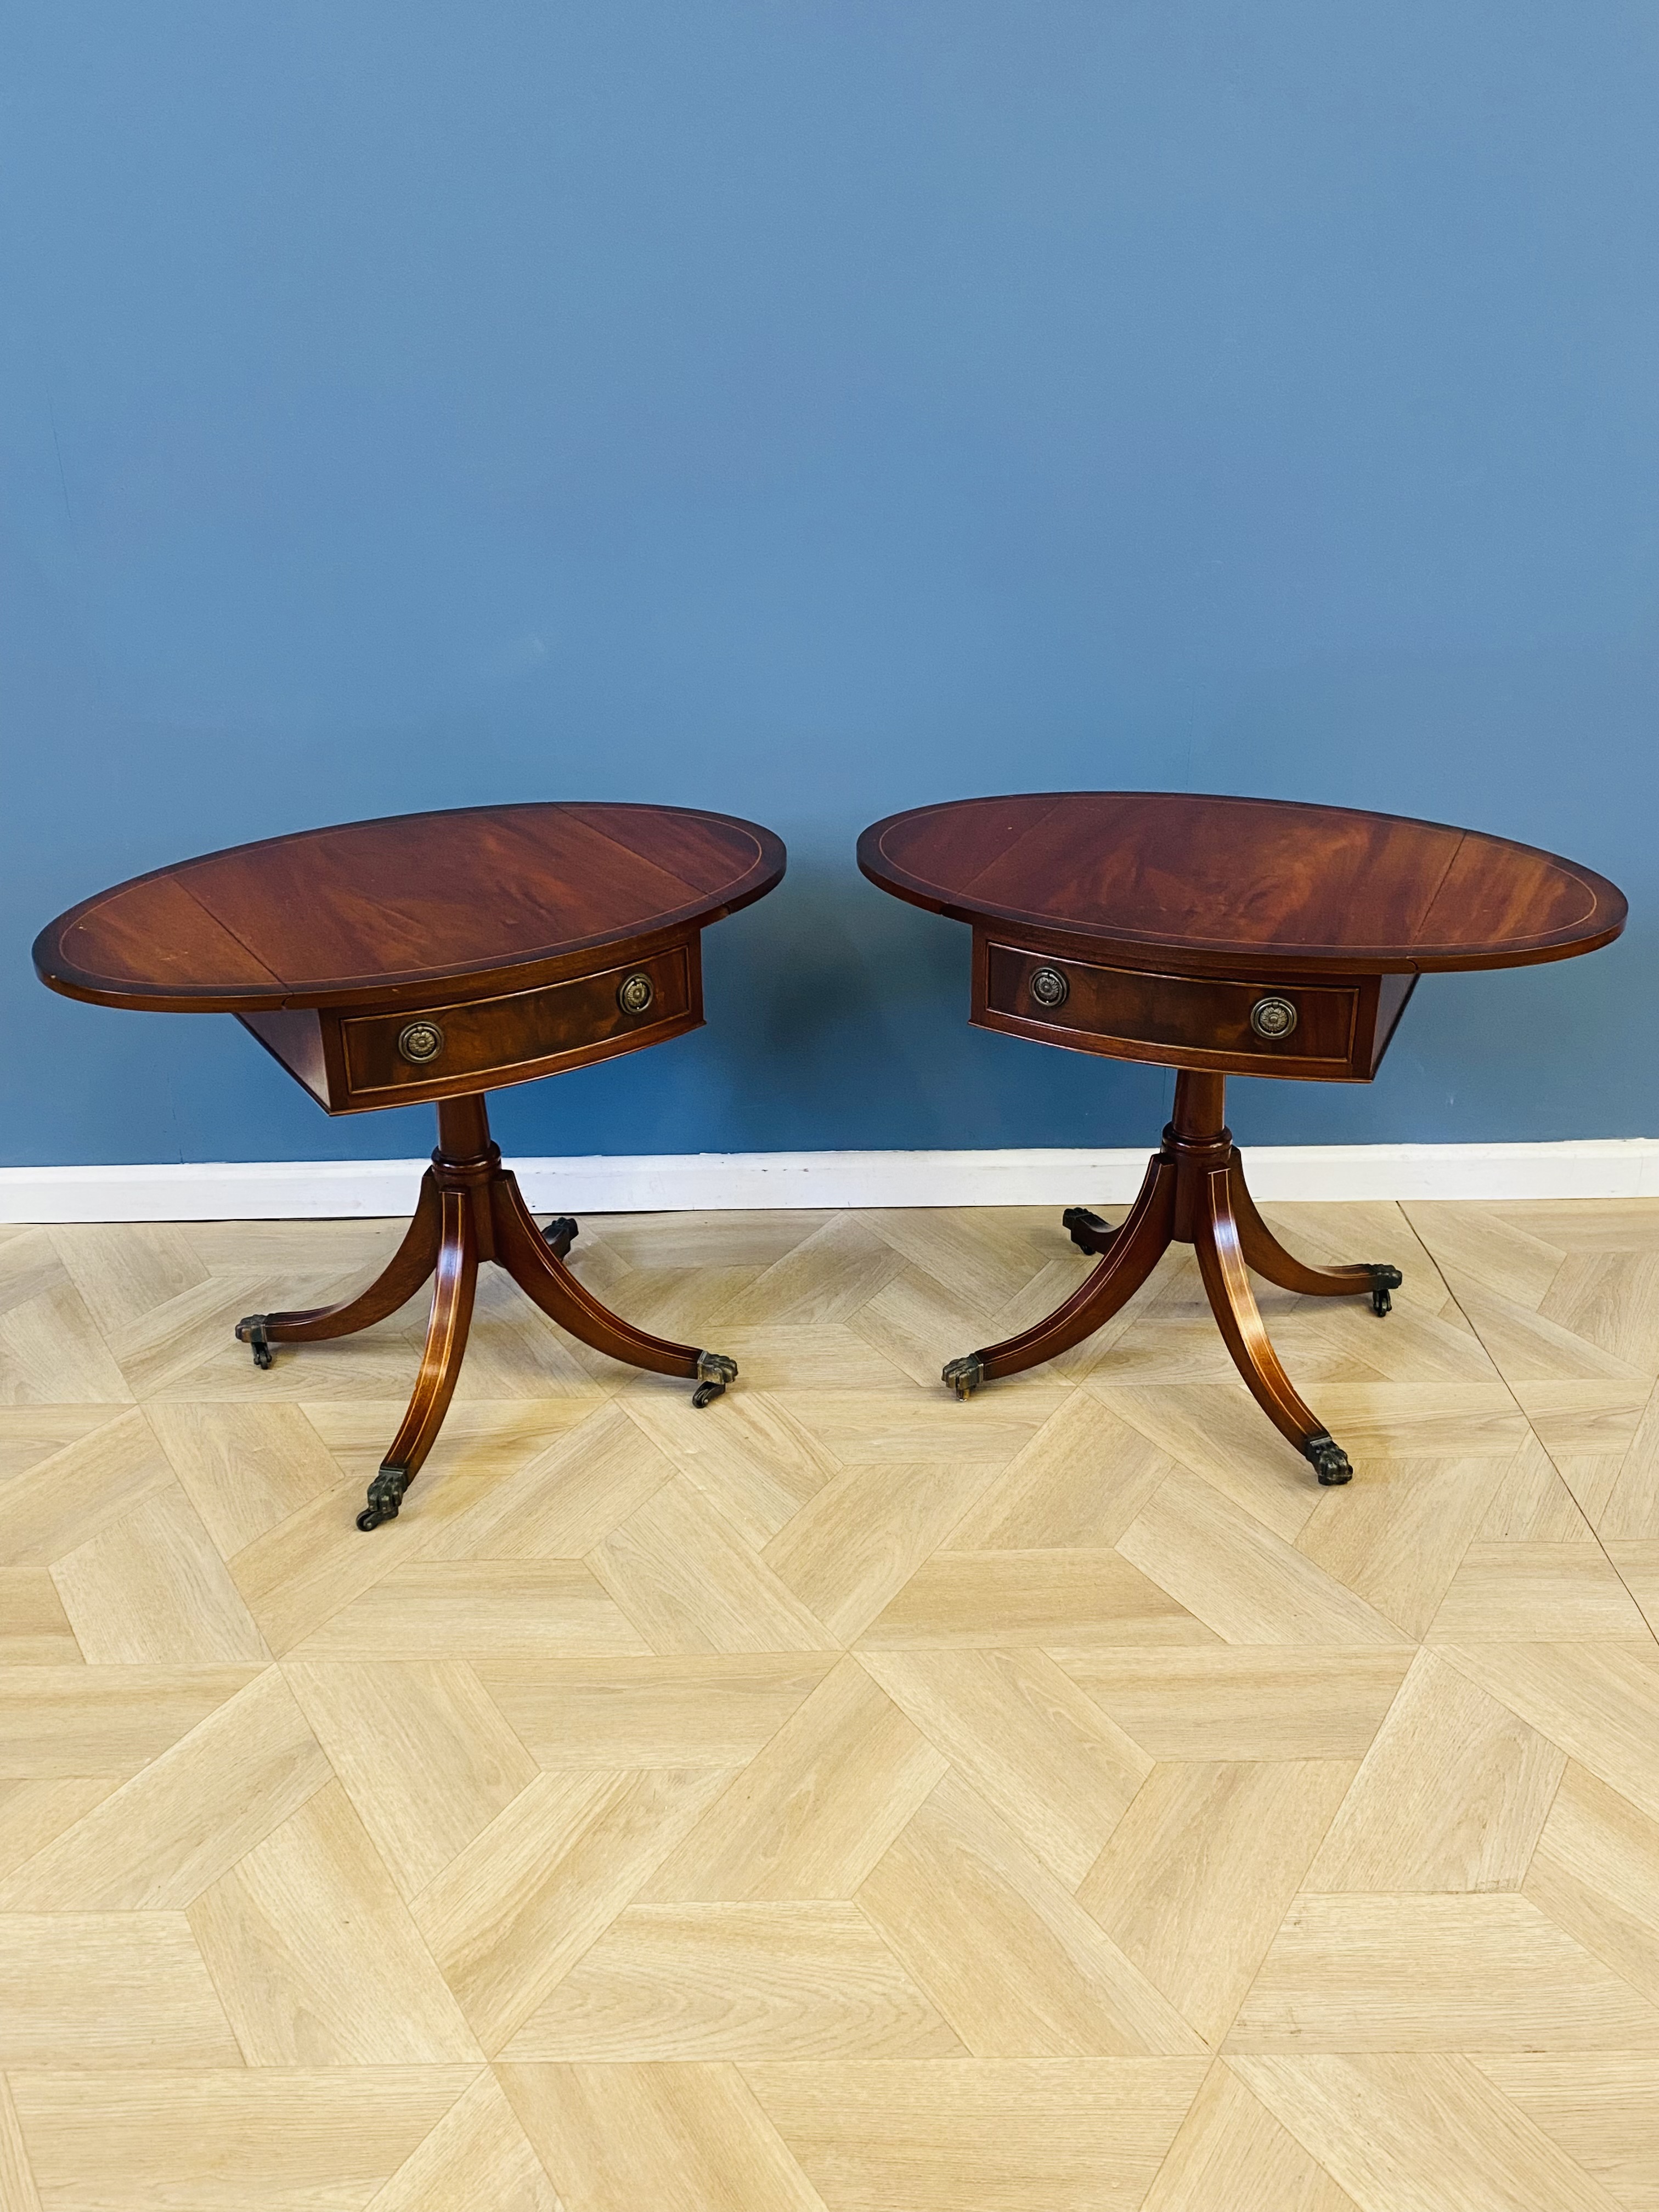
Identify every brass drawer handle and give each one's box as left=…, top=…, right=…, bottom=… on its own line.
left=397, top=1019, right=445, bottom=1064
left=1250, top=995, right=1297, bottom=1041
left=1029, top=966, right=1069, bottom=1009
left=617, top=972, right=655, bottom=1016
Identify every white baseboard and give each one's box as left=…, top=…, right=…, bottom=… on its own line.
left=2, top=1140, right=1656, bottom=1223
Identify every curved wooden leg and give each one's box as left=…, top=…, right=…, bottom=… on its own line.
left=357, top=1188, right=477, bottom=1528
left=235, top=1171, right=442, bottom=1365
left=490, top=1175, right=738, bottom=1405
left=1193, top=1164, right=1352, bottom=1485
left=1227, top=1158, right=1402, bottom=1316
left=943, top=1154, right=1176, bottom=1395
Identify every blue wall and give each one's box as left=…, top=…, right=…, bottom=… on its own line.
left=3, top=2, right=1655, bottom=1169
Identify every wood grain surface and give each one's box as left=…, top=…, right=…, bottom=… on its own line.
left=35, top=803, right=787, bottom=1013
left=859, top=793, right=1626, bottom=976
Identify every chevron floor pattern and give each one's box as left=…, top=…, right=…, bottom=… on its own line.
left=2, top=1196, right=1658, bottom=2209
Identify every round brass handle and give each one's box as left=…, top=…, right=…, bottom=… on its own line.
left=396, top=1019, right=445, bottom=1065
left=1029, top=966, right=1069, bottom=1010
left=1249, top=995, right=1298, bottom=1041
left=617, top=972, right=655, bottom=1016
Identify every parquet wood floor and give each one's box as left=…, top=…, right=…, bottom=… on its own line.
left=2, top=1197, right=1657, bottom=2210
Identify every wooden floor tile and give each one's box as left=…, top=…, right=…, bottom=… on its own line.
left=644, top=1659, right=947, bottom=1903
left=745, top=2057, right=1209, bottom=2212
left=621, top=1390, right=839, bottom=1548
left=1474, top=2055, right=1659, bottom=2212
left=945, top=1395, right=1177, bottom=1550
left=859, top=1550, right=1219, bottom=1648
left=0, top=1277, right=133, bottom=1406
left=305, top=1395, right=599, bottom=1486
left=362, top=2069, right=561, bottom=2212
left=843, top=1263, right=1006, bottom=1393
left=1141, top=2061, right=1359, bottom=2212
left=227, top=1464, right=461, bottom=1658
left=1080, top=1759, right=1356, bottom=2044
left=1294, top=1376, right=1531, bottom=1461
left=763, top=1462, right=1002, bottom=1644
left=700, top=1323, right=913, bottom=1393
left=419, top=1402, right=677, bottom=1561
left=857, top=1771, right=1205, bottom=2057
left=284, top=1658, right=539, bottom=1898
left=1445, top=1279, right=1648, bottom=1388
left=1088, top=1383, right=1321, bottom=1543
left=1605, top=1538, right=1659, bottom=1635
left=188, top=1780, right=481, bottom=2063
left=8, top=2069, right=477, bottom=2212
left=588, top=1478, right=836, bottom=1654
left=0, top=1668, right=329, bottom=1910
left=1053, top=1647, right=1412, bottom=1761
left=290, top=1561, right=653, bottom=1660
left=860, top=1648, right=1151, bottom=1887
left=1228, top=1892, right=1659, bottom=2051
left=1594, top=1378, right=1659, bottom=1538
left=50, top=1486, right=271, bottom=1663
left=0, top=1780, right=119, bottom=1882
left=0, top=1914, right=240, bottom=2066
left=1524, top=1760, right=1659, bottom=2006
left=1425, top=1542, right=1650, bottom=1641
left=414, top=1767, right=733, bottom=2052
left=0, top=1410, right=171, bottom=1569
left=0, top=1406, right=115, bottom=1483
left=499, top=2059, right=828, bottom=2212
left=1305, top=1651, right=1565, bottom=1892
left=144, top=1401, right=344, bottom=1558
left=501, top=1900, right=962, bottom=2061
left=0, top=1666, right=259, bottom=1780
left=1477, top=1428, right=1602, bottom=1540
left=711, top=1213, right=908, bottom=1330
left=1506, top=1378, right=1648, bottom=1466
left=0, top=1575, right=81, bottom=1667
left=782, top=1388, right=1070, bottom=1467
left=1403, top=1202, right=1567, bottom=1310
left=1115, top=1481, right=1410, bottom=1648
left=859, top=1208, right=1036, bottom=1314
left=0, top=2075, right=40, bottom=2212
left=1539, top=1249, right=1659, bottom=1376
left=1438, top=1640, right=1659, bottom=1825
left=473, top=1655, right=835, bottom=1768
left=1235, top=2052, right=1624, bottom=2212
left=1294, top=1453, right=1502, bottom=1639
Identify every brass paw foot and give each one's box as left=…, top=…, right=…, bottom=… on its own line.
left=943, top=1352, right=985, bottom=1400
left=357, top=1464, right=411, bottom=1530
left=235, top=1317, right=273, bottom=1370
left=541, top=1216, right=579, bottom=1261
left=1062, top=1206, right=1118, bottom=1256
left=1303, top=1432, right=1353, bottom=1485
left=692, top=1351, right=738, bottom=1408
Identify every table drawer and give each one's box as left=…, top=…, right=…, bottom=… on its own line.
left=339, top=943, right=697, bottom=1105
left=979, top=939, right=1361, bottom=1076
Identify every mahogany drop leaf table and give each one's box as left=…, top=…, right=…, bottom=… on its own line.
left=36, top=802, right=786, bottom=1528
left=859, top=791, right=1625, bottom=1485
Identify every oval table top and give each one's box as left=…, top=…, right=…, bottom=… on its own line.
left=36, top=803, right=787, bottom=1013
left=858, top=792, right=1626, bottom=977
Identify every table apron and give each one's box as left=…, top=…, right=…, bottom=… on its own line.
left=238, top=936, right=702, bottom=1113
left=973, top=933, right=1415, bottom=1082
